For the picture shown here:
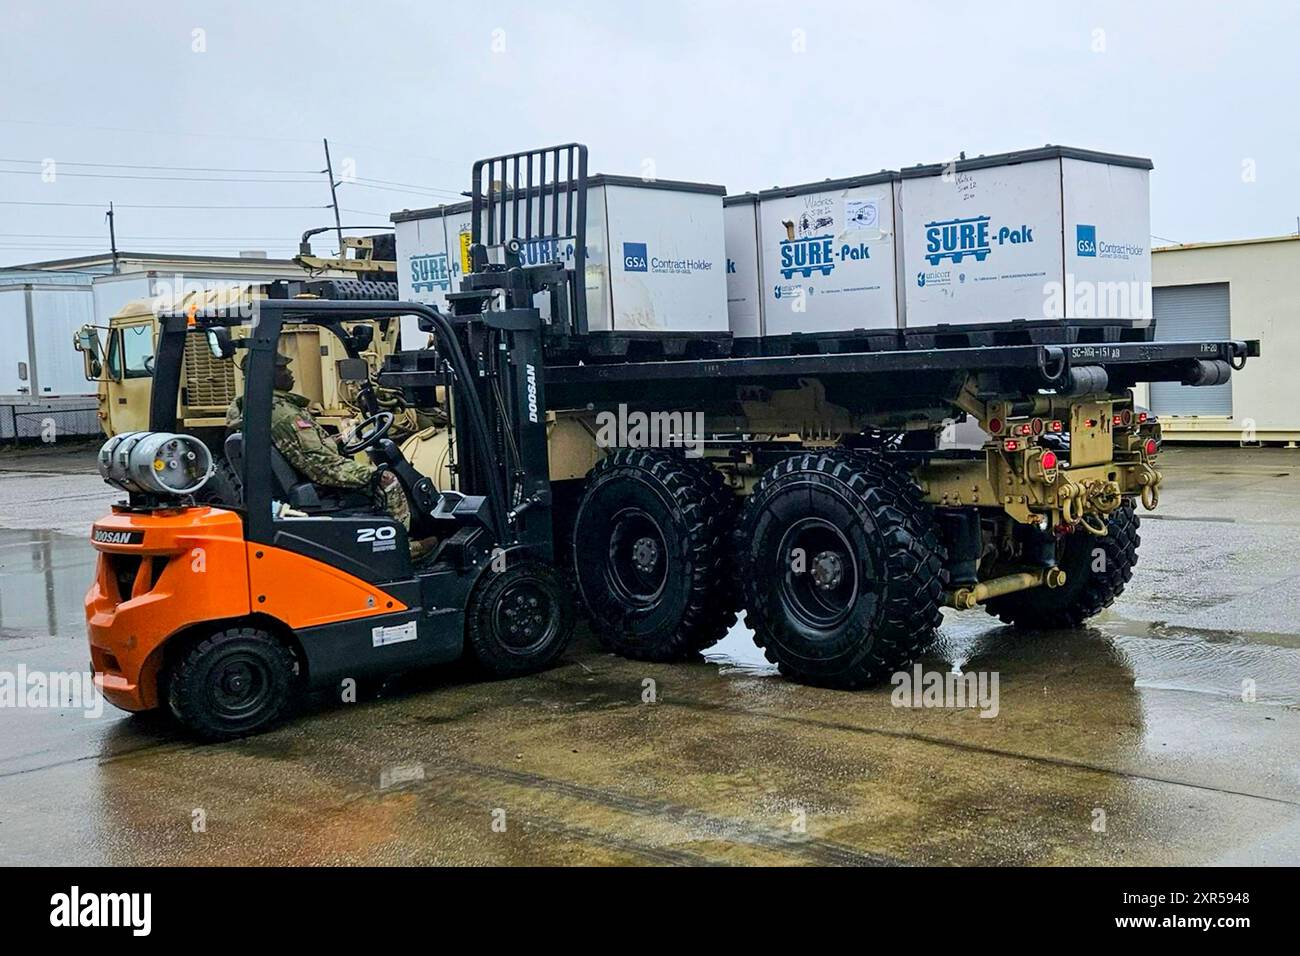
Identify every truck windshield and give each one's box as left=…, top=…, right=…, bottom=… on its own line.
left=107, top=324, right=156, bottom=379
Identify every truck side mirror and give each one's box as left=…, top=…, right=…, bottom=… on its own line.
left=74, top=326, right=103, bottom=381
left=75, top=326, right=101, bottom=355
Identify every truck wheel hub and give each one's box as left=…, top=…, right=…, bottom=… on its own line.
left=631, top=536, right=660, bottom=574
left=811, top=550, right=844, bottom=591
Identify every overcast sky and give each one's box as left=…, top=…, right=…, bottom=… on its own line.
left=1, top=0, right=1296, bottom=266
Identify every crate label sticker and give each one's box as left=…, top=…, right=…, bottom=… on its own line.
left=845, top=198, right=879, bottom=234
left=372, top=620, right=418, bottom=648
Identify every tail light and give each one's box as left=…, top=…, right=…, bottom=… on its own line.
left=1040, top=450, right=1058, bottom=471
left=1143, top=438, right=1158, bottom=458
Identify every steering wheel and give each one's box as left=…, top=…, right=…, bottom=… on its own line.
left=338, top=411, right=394, bottom=455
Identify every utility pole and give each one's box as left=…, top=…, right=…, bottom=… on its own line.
left=106, top=202, right=119, bottom=274
left=322, top=138, right=344, bottom=255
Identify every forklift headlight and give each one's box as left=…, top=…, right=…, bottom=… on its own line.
left=97, top=432, right=214, bottom=497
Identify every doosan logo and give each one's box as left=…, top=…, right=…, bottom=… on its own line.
left=525, top=364, right=539, bottom=423
left=50, top=886, right=152, bottom=936
left=92, top=528, right=141, bottom=545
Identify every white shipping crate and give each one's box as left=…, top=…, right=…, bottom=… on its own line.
left=393, top=175, right=729, bottom=335
left=899, top=147, right=1152, bottom=327
left=755, top=172, right=902, bottom=336
left=393, top=208, right=462, bottom=346
left=723, top=194, right=761, bottom=337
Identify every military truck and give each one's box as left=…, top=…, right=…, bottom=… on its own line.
left=84, top=145, right=1260, bottom=740
left=378, top=144, right=1256, bottom=687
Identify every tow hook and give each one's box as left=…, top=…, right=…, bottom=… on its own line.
left=1135, top=463, right=1162, bottom=510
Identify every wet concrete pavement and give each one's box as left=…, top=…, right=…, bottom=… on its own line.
left=1, top=444, right=1298, bottom=865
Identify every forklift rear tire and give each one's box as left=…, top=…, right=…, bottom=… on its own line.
left=984, top=501, right=1141, bottom=629
left=572, top=449, right=737, bottom=661
left=467, top=560, right=575, bottom=677
left=166, top=626, right=297, bottom=741
left=736, top=450, right=947, bottom=689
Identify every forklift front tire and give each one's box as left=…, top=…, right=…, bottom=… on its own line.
left=467, top=560, right=575, bottom=677
left=166, top=626, right=297, bottom=741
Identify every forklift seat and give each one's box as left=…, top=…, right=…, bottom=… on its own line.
left=224, top=432, right=368, bottom=513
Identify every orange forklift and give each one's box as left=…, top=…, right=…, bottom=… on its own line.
left=87, top=285, right=576, bottom=740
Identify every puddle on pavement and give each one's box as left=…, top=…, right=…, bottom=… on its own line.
left=0, top=528, right=96, bottom=640
left=705, top=605, right=1300, bottom=711
left=1101, top=618, right=1300, bottom=707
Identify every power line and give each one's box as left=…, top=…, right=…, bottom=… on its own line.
left=0, top=232, right=308, bottom=240
left=0, top=157, right=321, bottom=175
left=0, top=240, right=301, bottom=249
left=0, top=167, right=322, bottom=184
left=0, top=119, right=466, bottom=169
left=0, top=116, right=319, bottom=145
left=350, top=176, right=464, bottom=199
left=0, top=200, right=329, bottom=209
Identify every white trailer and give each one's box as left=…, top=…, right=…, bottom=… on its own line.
left=0, top=279, right=98, bottom=440
left=0, top=281, right=94, bottom=399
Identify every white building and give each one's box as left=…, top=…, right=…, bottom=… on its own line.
left=1141, top=235, right=1300, bottom=444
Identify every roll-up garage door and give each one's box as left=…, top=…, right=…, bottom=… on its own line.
left=1148, top=283, right=1232, bottom=417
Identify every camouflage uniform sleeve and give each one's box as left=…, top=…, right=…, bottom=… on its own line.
left=270, top=400, right=373, bottom=489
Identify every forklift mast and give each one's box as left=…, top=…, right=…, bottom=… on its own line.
left=413, top=144, right=593, bottom=559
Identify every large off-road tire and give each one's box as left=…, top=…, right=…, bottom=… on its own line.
left=572, top=449, right=738, bottom=661
left=736, top=450, right=947, bottom=689
left=985, top=501, right=1141, bottom=628
left=166, top=626, right=297, bottom=741
left=466, top=560, right=575, bottom=676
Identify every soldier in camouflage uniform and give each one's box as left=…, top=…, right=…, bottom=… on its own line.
left=226, top=352, right=413, bottom=535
